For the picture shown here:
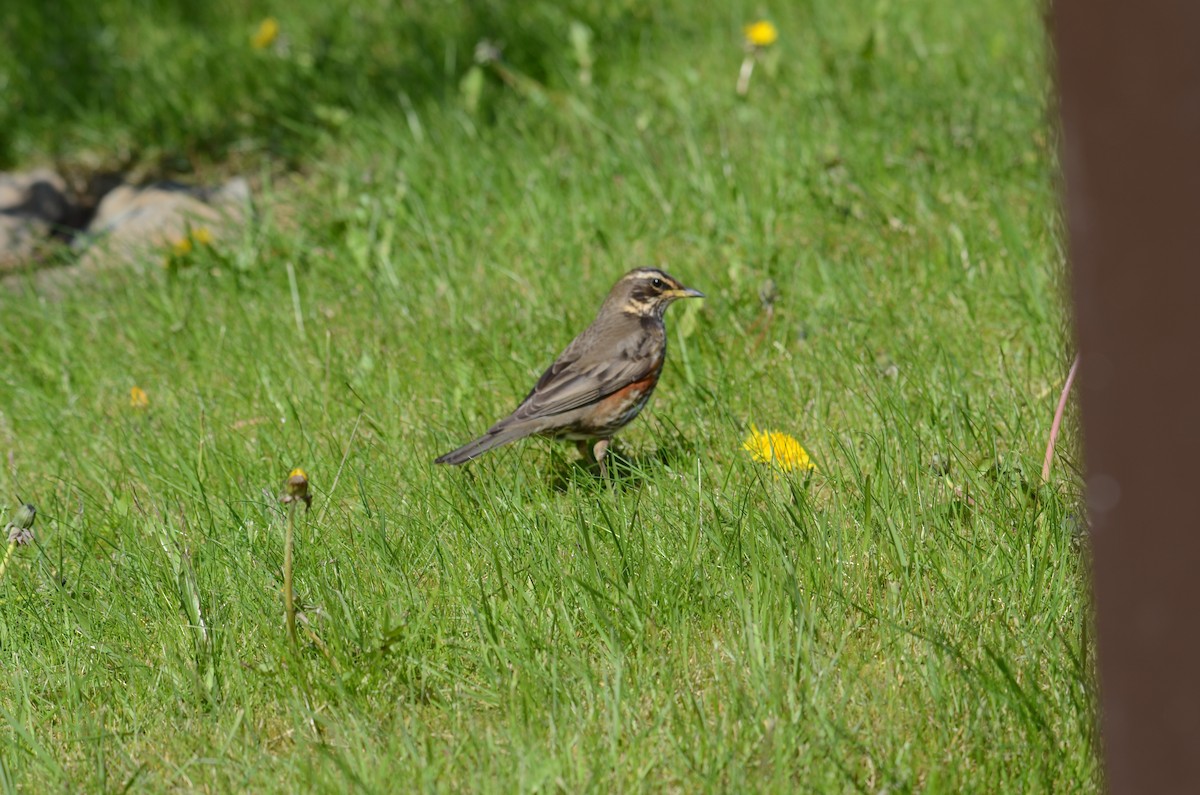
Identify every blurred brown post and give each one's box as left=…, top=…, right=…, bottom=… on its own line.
left=1053, top=1, right=1200, bottom=792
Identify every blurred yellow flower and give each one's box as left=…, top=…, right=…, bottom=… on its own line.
left=252, top=17, right=279, bottom=50
left=130, top=386, right=150, bottom=408
left=165, top=228, right=214, bottom=267
left=744, top=20, right=779, bottom=48
left=743, top=425, right=814, bottom=472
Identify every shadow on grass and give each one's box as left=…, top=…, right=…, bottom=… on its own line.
left=547, top=438, right=697, bottom=494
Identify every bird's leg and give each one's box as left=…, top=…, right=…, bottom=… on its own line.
left=574, top=439, right=611, bottom=478
left=593, top=439, right=611, bottom=479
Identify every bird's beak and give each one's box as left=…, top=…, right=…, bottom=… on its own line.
left=670, top=287, right=705, bottom=299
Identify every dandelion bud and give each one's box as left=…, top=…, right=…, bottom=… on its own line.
left=7, top=503, right=36, bottom=545
left=286, top=468, right=308, bottom=498
left=282, top=468, right=312, bottom=509
left=12, top=503, right=35, bottom=530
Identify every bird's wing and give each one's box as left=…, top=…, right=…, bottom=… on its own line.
left=434, top=315, right=663, bottom=465
left=507, top=319, right=662, bottom=422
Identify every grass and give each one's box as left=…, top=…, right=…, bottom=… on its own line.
left=0, top=0, right=1097, bottom=791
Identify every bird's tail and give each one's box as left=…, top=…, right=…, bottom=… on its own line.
left=434, top=420, right=539, bottom=465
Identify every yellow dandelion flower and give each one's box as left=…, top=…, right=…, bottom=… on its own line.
left=130, top=386, right=150, bottom=408
left=252, top=17, right=279, bottom=50
left=191, top=227, right=214, bottom=246
left=743, top=425, right=814, bottom=472
left=744, top=20, right=779, bottom=48
left=171, top=236, right=193, bottom=257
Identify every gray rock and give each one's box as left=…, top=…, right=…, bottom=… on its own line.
left=0, top=169, right=71, bottom=269
left=2, top=173, right=251, bottom=294
left=76, top=178, right=250, bottom=270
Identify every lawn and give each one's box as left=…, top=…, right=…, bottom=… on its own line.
left=0, top=0, right=1096, bottom=791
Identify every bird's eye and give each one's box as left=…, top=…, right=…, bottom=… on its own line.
left=651, top=278, right=664, bottom=289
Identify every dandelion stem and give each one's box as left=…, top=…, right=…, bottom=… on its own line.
left=0, top=541, right=15, bottom=582
left=284, top=500, right=298, bottom=650
left=737, top=55, right=756, bottom=96
left=286, top=260, right=306, bottom=338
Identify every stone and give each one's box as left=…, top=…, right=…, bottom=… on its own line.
left=68, top=178, right=250, bottom=275
left=2, top=174, right=251, bottom=294
left=0, top=169, right=71, bottom=271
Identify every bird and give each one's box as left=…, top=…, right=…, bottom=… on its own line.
left=435, top=267, right=704, bottom=477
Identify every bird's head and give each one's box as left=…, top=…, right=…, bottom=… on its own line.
left=608, top=268, right=705, bottom=319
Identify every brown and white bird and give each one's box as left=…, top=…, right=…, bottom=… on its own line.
left=435, top=267, right=704, bottom=476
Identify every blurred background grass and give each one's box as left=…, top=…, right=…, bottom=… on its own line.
left=0, top=0, right=1047, bottom=175
left=1, top=0, right=670, bottom=169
